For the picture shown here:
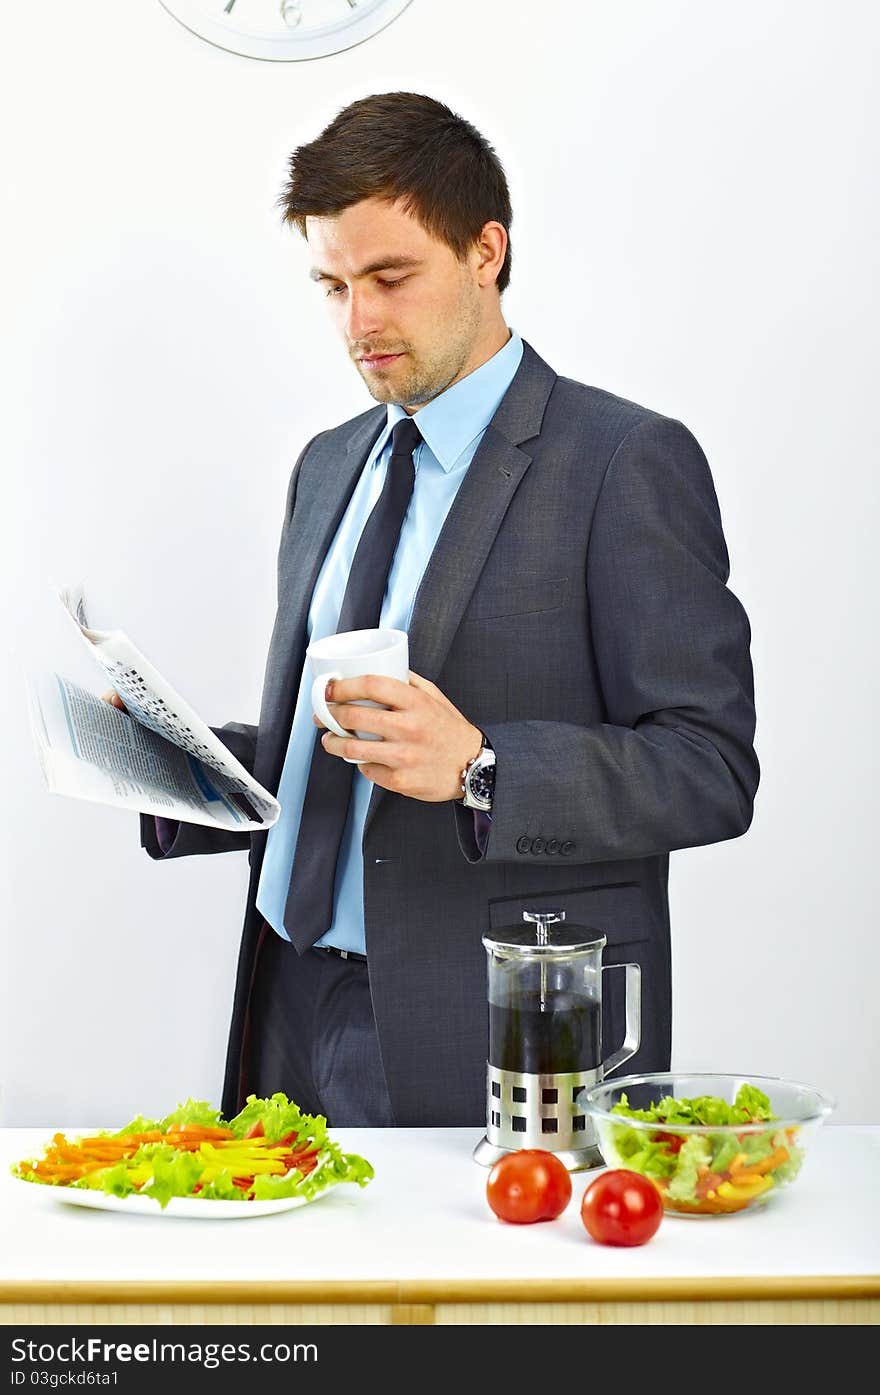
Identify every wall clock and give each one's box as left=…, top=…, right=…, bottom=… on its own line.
left=158, top=0, right=414, bottom=62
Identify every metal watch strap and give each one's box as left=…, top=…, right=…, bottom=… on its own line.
left=460, top=731, right=484, bottom=797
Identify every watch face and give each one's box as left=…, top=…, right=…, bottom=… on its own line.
left=470, top=763, right=495, bottom=803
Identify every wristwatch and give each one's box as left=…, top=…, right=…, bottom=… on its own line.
left=459, top=732, right=496, bottom=812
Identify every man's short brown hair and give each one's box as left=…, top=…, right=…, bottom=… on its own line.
left=278, top=91, right=513, bottom=293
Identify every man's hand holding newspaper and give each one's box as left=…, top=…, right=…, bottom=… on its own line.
left=26, top=585, right=280, bottom=833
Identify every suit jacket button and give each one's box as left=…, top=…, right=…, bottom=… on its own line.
left=516, top=836, right=531, bottom=854
left=546, top=838, right=560, bottom=854
left=561, top=840, right=575, bottom=855
left=531, top=836, right=546, bottom=854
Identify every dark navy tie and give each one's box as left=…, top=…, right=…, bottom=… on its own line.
left=284, top=416, right=422, bottom=953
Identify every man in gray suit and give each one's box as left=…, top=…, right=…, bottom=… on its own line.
left=124, top=92, right=759, bottom=1127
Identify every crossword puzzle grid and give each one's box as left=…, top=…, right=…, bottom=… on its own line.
left=101, top=659, right=248, bottom=792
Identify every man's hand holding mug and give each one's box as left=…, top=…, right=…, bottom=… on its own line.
left=309, top=628, right=482, bottom=803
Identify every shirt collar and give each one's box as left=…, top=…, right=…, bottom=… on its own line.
left=371, top=327, right=524, bottom=474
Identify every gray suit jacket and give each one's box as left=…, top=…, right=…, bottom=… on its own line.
left=141, top=338, right=759, bottom=1125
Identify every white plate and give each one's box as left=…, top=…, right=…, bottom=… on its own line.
left=19, top=1180, right=331, bottom=1220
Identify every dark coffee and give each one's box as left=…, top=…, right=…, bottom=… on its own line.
left=489, top=991, right=601, bottom=1074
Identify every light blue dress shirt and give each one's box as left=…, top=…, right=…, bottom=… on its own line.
left=256, top=327, right=524, bottom=952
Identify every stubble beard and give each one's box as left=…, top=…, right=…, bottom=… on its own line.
left=358, top=278, right=482, bottom=410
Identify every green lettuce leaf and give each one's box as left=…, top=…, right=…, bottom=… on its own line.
left=734, top=1130, right=776, bottom=1161
left=769, top=1131, right=805, bottom=1185
left=687, top=1096, right=738, bottom=1126
left=734, top=1084, right=773, bottom=1121
left=610, top=1083, right=776, bottom=1128
left=139, top=1146, right=205, bottom=1209
left=107, top=1115, right=161, bottom=1138
left=608, top=1125, right=679, bottom=1178
left=108, top=1098, right=224, bottom=1138
left=666, top=1135, right=712, bottom=1202
left=104, top=1163, right=137, bottom=1199
left=250, top=1172, right=308, bottom=1201
left=227, top=1091, right=330, bottom=1148
left=709, top=1134, right=740, bottom=1173
left=160, top=1099, right=224, bottom=1131
left=610, top=1091, right=659, bottom=1124
left=198, top=1172, right=248, bottom=1201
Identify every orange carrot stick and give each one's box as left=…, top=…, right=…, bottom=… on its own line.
left=730, top=1145, right=789, bottom=1177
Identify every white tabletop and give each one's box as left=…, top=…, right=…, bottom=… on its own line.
left=2, top=1125, right=878, bottom=1295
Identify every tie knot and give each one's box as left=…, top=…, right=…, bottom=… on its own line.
left=390, top=416, right=422, bottom=458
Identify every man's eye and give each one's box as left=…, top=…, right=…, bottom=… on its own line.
left=325, top=277, right=407, bottom=298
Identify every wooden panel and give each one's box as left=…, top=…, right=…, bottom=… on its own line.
left=2, top=1298, right=877, bottom=1325
left=434, top=1299, right=880, bottom=1325
left=0, top=1304, right=391, bottom=1325
left=390, top=1304, right=435, bottom=1325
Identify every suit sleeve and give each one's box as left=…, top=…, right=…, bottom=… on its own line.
left=139, top=722, right=258, bottom=860
left=453, top=414, right=760, bottom=865
left=140, top=430, right=323, bottom=862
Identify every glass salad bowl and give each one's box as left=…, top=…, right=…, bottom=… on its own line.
left=578, top=1073, right=835, bottom=1217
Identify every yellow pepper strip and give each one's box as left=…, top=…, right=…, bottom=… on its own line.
left=196, top=1143, right=294, bottom=1179
left=717, top=1174, right=774, bottom=1200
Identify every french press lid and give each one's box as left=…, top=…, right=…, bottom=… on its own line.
left=482, top=909, right=607, bottom=955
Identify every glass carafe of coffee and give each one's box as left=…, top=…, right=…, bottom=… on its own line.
left=473, top=910, right=641, bottom=1170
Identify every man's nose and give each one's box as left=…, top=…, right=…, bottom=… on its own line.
left=345, top=285, right=383, bottom=342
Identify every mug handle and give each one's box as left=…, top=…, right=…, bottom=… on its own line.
left=311, top=670, right=353, bottom=740
left=600, top=961, right=642, bottom=1076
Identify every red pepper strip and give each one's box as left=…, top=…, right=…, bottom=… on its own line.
left=282, top=1157, right=318, bottom=1176
left=653, top=1130, right=684, bottom=1154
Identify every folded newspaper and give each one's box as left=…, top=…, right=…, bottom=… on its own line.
left=26, top=584, right=280, bottom=832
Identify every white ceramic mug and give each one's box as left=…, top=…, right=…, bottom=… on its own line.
left=308, top=628, right=409, bottom=764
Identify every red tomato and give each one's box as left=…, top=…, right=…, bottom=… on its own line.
left=580, top=1169, right=663, bottom=1246
left=486, top=1149, right=573, bottom=1224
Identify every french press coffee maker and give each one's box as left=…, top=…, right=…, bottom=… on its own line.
left=473, top=909, right=641, bottom=1170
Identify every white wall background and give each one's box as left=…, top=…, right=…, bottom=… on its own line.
left=1, top=1, right=877, bottom=1127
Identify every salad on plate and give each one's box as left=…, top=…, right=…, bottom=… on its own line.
left=11, top=1092, right=373, bottom=1211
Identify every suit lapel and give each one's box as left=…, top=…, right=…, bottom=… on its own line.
left=254, top=410, right=385, bottom=792
left=406, top=425, right=533, bottom=682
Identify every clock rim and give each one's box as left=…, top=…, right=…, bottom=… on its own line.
left=158, top=0, right=414, bottom=62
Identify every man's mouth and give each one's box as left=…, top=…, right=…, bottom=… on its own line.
left=358, top=352, right=404, bottom=369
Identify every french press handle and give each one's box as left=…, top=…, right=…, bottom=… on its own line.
left=601, top=961, right=642, bottom=1076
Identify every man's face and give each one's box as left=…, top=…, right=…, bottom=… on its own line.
left=306, top=196, right=488, bottom=411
